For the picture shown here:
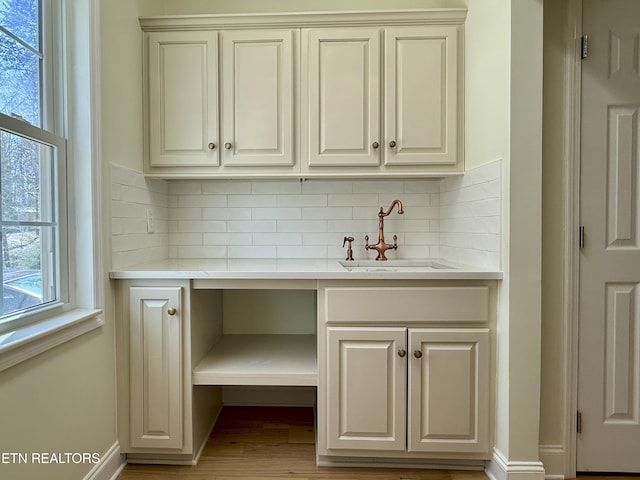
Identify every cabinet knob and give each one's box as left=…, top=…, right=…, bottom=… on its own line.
left=413, top=350, right=423, bottom=359
left=224, top=142, right=232, bottom=150
left=208, top=142, right=216, bottom=150
left=398, top=349, right=407, bottom=358
left=167, top=307, right=177, bottom=316
left=389, top=140, right=397, bottom=148
left=372, top=141, right=380, bottom=149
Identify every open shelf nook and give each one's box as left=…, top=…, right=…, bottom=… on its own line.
left=192, top=334, right=317, bottom=386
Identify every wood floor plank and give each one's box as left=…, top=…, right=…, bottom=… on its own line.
left=117, top=407, right=487, bottom=480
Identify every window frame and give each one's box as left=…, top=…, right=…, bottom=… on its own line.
left=0, top=0, right=102, bottom=371
left=0, top=112, right=69, bottom=333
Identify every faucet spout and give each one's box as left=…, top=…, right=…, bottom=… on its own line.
left=380, top=199, right=404, bottom=217
left=365, top=199, right=404, bottom=260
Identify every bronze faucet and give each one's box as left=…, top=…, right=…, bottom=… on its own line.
left=365, top=199, right=404, bottom=260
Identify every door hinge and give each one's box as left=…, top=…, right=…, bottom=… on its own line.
left=581, top=35, right=589, bottom=59
left=577, top=411, right=582, bottom=434
left=579, top=226, right=585, bottom=249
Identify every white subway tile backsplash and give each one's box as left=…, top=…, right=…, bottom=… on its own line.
left=169, top=233, right=204, bottom=246
left=168, top=181, right=202, bottom=196
left=277, top=220, right=327, bottom=233
left=110, top=165, right=171, bottom=269
left=178, top=245, right=228, bottom=258
left=303, top=233, right=344, bottom=245
left=228, top=220, right=277, bottom=233
left=111, top=162, right=501, bottom=268
left=302, top=180, right=353, bottom=194
left=229, top=245, right=276, bottom=258
left=253, top=233, right=302, bottom=246
left=228, top=194, right=277, bottom=208
left=252, top=208, right=302, bottom=220
left=404, top=180, right=441, bottom=194
left=277, top=245, right=327, bottom=259
left=170, top=207, right=202, bottom=221
left=302, top=207, right=352, bottom=220
left=202, top=182, right=251, bottom=194
left=203, top=208, right=251, bottom=221
left=178, top=220, right=227, bottom=233
left=178, top=194, right=226, bottom=208
left=439, top=160, right=502, bottom=269
left=352, top=181, right=405, bottom=194
left=328, top=194, right=378, bottom=206
left=277, top=194, right=327, bottom=207
left=203, top=233, right=252, bottom=246
left=251, top=181, right=301, bottom=195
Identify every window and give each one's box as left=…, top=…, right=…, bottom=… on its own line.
left=0, top=0, right=69, bottom=332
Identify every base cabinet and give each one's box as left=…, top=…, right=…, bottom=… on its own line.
left=319, top=281, right=494, bottom=460
left=128, top=286, right=184, bottom=449
left=116, top=280, right=223, bottom=462
left=327, top=326, right=489, bottom=454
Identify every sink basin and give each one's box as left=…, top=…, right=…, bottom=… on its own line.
left=338, top=259, right=456, bottom=272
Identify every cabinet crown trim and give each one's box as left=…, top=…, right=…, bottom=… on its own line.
left=139, top=9, right=467, bottom=31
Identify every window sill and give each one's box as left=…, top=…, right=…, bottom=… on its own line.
left=0, top=308, right=103, bottom=372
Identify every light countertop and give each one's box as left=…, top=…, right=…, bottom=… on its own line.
left=109, top=258, right=502, bottom=280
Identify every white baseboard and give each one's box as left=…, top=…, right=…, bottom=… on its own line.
left=486, top=448, right=545, bottom=480
left=83, top=442, right=125, bottom=480
left=539, top=444, right=566, bottom=480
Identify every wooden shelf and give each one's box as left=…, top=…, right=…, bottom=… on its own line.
left=192, top=334, right=317, bottom=386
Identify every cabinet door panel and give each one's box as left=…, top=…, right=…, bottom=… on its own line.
left=129, top=287, right=183, bottom=449
left=221, top=30, right=296, bottom=167
left=408, top=328, right=489, bottom=454
left=385, top=26, right=460, bottom=166
left=326, top=327, right=406, bottom=451
left=304, top=29, right=381, bottom=167
left=148, top=31, right=218, bottom=167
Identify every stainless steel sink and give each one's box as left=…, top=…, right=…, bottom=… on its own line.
left=338, top=259, right=456, bottom=272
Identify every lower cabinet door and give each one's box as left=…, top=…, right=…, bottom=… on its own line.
left=408, top=328, right=490, bottom=454
left=326, top=327, right=406, bottom=451
left=129, top=286, right=183, bottom=449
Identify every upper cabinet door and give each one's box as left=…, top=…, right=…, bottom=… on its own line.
left=384, top=26, right=461, bottom=166
left=147, top=31, right=219, bottom=168
left=303, top=28, right=381, bottom=168
left=220, top=30, right=297, bottom=168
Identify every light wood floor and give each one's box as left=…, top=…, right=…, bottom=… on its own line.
left=117, top=406, right=489, bottom=480
left=117, top=406, right=640, bottom=480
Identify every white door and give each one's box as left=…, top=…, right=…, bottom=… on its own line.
left=220, top=30, right=296, bottom=168
left=578, top=0, right=640, bottom=472
left=129, top=286, right=183, bottom=449
left=384, top=26, right=460, bottom=166
left=408, top=328, right=490, bottom=454
left=302, top=28, right=381, bottom=168
left=147, top=31, right=218, bottom=167
left=326, top=327, right=406, bottom=451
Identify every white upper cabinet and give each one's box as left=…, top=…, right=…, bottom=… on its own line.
left=146, top=31, right=219, bottom=169
left=303, top=28, right=381, bottom=168
left=302, top=25, right=462, bottom=175
left=220, top=30, right=297, bottom=171
left=140, top=10, right=465, bottom=178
